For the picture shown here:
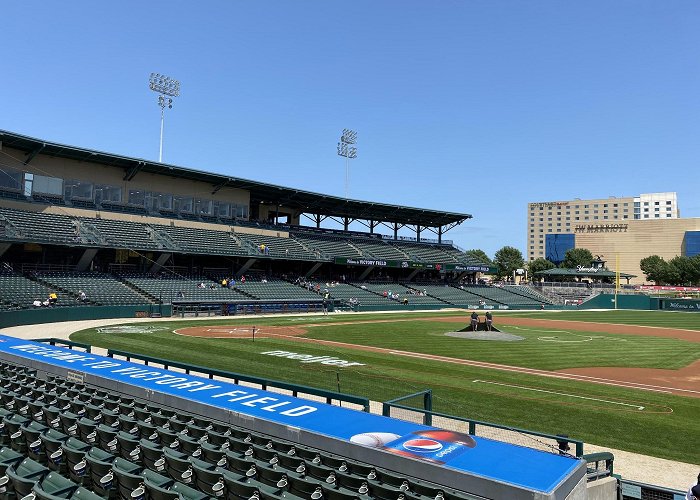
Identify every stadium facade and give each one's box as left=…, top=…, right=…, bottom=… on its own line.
left=527, top=192, right=700, bottom=282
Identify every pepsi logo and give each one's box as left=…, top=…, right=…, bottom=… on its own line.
left=402, top=439, right=443, bottom=453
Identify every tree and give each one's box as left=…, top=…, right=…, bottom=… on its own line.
left=464, top=249, right=492, bottom=266
left=493, top=246, right=524, bottom=280
left=639, top=255, right=669, bottom=284
left=561, top=248, right=594, bottom=269
left=668, top=256, right=700, bottom=286
left=528, top=258, right=556, bottom=280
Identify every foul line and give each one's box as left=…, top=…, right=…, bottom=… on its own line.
left=472, top=380, right=646, bottom=410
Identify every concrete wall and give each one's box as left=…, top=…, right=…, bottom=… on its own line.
left=585, top=477, right=618, bottom=500
left=0, top=304, right=171, bottom=329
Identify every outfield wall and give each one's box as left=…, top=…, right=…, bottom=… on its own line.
left=0, top=304, right=170, bottom=328
left=581, top=294, right=700, bottom=312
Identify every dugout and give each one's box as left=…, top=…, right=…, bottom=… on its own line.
left=0, top=336, right=587, bottom=500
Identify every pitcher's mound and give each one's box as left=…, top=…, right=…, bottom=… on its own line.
left=445, top=331, right=524, bottom=341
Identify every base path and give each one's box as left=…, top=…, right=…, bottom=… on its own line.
left=176, top=318, right=700, bottom=398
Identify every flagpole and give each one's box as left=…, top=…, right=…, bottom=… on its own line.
left=614, top=253, right=620, bottom=310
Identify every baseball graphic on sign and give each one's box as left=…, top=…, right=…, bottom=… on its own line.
left=350, top=432, right=401, bottom=448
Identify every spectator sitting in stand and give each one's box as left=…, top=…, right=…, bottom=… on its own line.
left=48, top=292, right=58, bottom=307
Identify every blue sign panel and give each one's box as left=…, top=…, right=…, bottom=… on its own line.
left=0, top=335, right=580, bottom=494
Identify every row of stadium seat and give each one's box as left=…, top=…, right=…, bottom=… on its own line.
left=0, top=361, right=480, bottom=500
left=0, top=206, right=485, bottom=268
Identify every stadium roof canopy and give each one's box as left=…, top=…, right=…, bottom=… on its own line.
left=0, top=130, right=472, bottom=230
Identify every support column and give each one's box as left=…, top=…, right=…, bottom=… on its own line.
left=358, top=266, right=375, bottom=281
left=75, top=248, right=99, bottom=272
left=438, top=226, right=443, bottom=244
left=236, top=258, right=258, bottom=278
left=405, top=268, right=420, bottom=282
left=416, top=226, right=421, bottom=243
left=0, top=243, right=11, bottom=259
left=304, top=262, right=323, bottom=278
left=394, top=223, right=398, bottom=240
left=344, top=217, right=349, bottom=232
left=149, top=253, right=172, bottom=274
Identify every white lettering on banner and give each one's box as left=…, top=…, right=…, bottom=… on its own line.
left=574, top=224, right=628, bottom=233
left=261, top=350, right=365, bottom=367
left=576, top=266, right=601, bottom=273
left=8, top=344, right=318, bottom=418
left=10, top=345, right=96, bottom=363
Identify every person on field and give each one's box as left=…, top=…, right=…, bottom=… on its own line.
left=686, top=474, right=700, bottom=500
left=470, top=311, right=479, bottom=331
left=322, top=292, right=330, bottom=315
left=485, top=311, right=493, bottom=331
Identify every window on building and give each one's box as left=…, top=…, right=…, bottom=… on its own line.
left=95, top=185, right=121, bottom=204
left=128, top=189, right=146, bottom=207
left=667, top=201, right=672, bottom=205
left=65, top=180, right=94, bottom=200
left=23, top=173, right=33, bottom=197
left=32, top=175, right=63, bottom=196
left=593, top=216, right=599, bottom=220
left=654, top=201, right=660, bottom=205
left=0, top=167, right=23, bottom=192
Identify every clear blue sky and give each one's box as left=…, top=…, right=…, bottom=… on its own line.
left=2, top=1, right=699, bottom=258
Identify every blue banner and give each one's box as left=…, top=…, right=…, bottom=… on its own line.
left=0, top=335, right=580, bottom=494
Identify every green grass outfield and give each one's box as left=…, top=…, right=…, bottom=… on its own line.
left=71, top=309, right=700, bottom=464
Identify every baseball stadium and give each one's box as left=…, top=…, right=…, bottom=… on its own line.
left=0, top=130, right=697, bottom=500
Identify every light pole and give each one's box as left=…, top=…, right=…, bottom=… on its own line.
left=337, top=129, right=357, bottom=199
left=149, top=73, right=180, bottom=163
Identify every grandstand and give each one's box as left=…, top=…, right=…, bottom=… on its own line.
left=0, top=130, right=558, bottom=318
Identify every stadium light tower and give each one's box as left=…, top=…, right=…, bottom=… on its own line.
left=337, top=129, right=357, bottom=199
left=149, top=73, right=180, bottom=163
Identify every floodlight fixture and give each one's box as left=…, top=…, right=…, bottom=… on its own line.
left=341, top=128, right=357, bottom=145
left=149, top=73, right=180, bottom=97
left=149, top=72, right=181, bottom=162
left=337, top=129, right=358, bottom=199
